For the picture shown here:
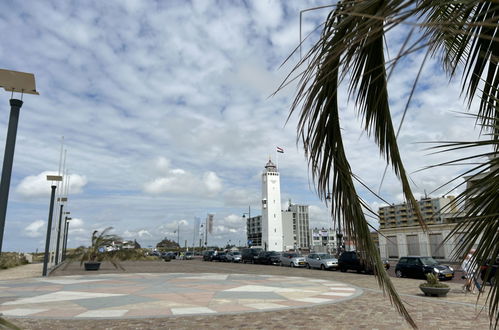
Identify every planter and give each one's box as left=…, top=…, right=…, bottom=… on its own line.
left=419, top=285, right=450, bottom=297
left=84, top=262, right=101, bottom=271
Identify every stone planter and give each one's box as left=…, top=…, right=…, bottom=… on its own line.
left=84, top=262, right=101, bottom=271
left=419, top=285, right=450, bottom=297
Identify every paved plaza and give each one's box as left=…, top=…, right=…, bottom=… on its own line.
left=0, top=260, right=495, bottom=329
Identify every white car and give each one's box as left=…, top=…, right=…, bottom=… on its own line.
left=280, top=252, right=306, bottom=267
left=226, top=251, right=242, bottom=262
left=306, top=253, right=338, bottom=270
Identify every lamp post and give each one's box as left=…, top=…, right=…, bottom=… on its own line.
left=43, top=175, right=62, bottom=276
left=242, top=205, right=251, bottom=247
left=0, top=69, right=38, bottom=254
left=62, top=214, right=71, bottom=261
left=55, top=197, right=67, bottom=264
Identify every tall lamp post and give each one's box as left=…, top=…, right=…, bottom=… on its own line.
left=0, top=69, right=38, bottom=254
left=43, top=175, right=62, bottom=276
left=242, top=205, right=251, bottom=247
left=62, top=214, right=71, bottom=261
left=55, top=197, right=67, bottom=264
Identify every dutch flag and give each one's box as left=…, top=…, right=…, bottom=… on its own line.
left=276, top=146, right=284, bottom=153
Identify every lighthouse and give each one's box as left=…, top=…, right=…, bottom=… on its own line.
left=261, top=159, right=283, bottom=251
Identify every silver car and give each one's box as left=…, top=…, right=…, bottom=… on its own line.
left=280, top=252, right=306, bottom=267
left=306, top=253, right=338, bottom=270
left=226, top=251, right=242, bottom=262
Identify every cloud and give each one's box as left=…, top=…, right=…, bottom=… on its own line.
left=15, top=171, right=87, bottom=198
left=143, top=158, right=223, bottom=197
left=0, top=1, right=486, bottom=253
left=23, top=220, right=45, bottom=238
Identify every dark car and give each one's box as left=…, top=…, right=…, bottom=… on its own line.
left=212, top=252, right=227, bottom=262
left=241, top=248, right=263, bottom=264
left=395, top=256, right=454, bottom=280
left=480, top=258, right=498, bottom=285
left=338, top=251, right=373, bottom=273
left=202, top=250, right=216, bottom=261
left=255, top=251, right=280, bottom=265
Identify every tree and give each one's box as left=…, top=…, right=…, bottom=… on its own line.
left=282, top=1, right=498, bottom=328
left=156, top=238, right=179, bottom=250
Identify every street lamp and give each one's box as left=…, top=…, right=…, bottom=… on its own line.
left=62, top=214, right=71, bottom=261
left=242, top=205, right=251, bottom=247
left=0, top=69, right=38, bottom=254
left=43, top=175, right=62, bottom=276
left=55, top=197, right=67, bottom=264
left=326, top=194, right=343, bottom=257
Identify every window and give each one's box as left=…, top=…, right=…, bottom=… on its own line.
left=387, top=236, right=399, bottom=258
left=429, top=233, right=445, bottom=259
left=406, top=235, right=420, bottom=255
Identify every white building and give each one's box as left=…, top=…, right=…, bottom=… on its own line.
left=310, top=227, right=336, bottom=253
left=282, top=203, right=310, bottom=250
left=261, top=159, right=283, bottom=251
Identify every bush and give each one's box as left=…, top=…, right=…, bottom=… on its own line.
left=109, top=248, right=158, bottom=261
left=420, top=273, right=449, bottom=288
left=0, top=253, right=29, bottom=270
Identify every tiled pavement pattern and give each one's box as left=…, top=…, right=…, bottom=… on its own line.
left=0, top=273, right=360, bottom=319
left=1, top=260, right=496, bottom=329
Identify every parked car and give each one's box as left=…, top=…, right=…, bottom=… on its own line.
left=338, top=251, right=377, bottom=273
left=226, top=251, right=242, bottom=262
left=184, top=252, right=193, bottom=260
left=395, top=256, right=454, bottom=280
left=306, top=253, right=338, bottom=270
left=151, top=250, right=161, bottom=257
left=280, top=252, right=306, bottom=267
left=480, top=258, right=498, bottom=285
left=212, top=252, right=227, bottom=262
left=255, top=251, right=281, bottom=265
left=241, top=248, right=263, bottom=264
left=202, top=250, right=216, bottom=261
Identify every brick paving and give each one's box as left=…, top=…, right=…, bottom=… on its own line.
left=0, top=259, right=495, bottom=329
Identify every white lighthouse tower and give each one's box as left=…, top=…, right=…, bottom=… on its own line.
left=261, top=159, right=283, bottom=251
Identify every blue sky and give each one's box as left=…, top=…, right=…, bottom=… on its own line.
left=0, top=1, right=481, bottom=252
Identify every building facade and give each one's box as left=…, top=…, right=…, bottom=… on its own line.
left=310, top=227, right=336, bottom=253
left=261, top=159, right=283, bottom=251
left=246, top=215, right=262, bottom=247
left=378, top=196, right=460, bottom=261
left=282, top=203, right=310, bottom=250
left=379, top=196, right=458, bottom=229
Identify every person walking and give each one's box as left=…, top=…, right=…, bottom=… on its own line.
left=461, top=249, right=482, bottom=294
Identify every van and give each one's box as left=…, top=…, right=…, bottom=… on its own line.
left=241, top=248, right=262, bottom=264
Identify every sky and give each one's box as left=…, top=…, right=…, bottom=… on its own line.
left=0, top=0, right=485, bottom=252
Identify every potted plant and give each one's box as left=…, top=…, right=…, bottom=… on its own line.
left=419, top=273, right=450, bottom=297
left=79, top=227, right=124, bottom=271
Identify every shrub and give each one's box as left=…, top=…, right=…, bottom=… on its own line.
left=0, top=253, right=29, bottom=270
left=420, top=273, right=449, bottom=288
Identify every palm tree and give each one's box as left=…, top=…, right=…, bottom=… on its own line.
left=282, top=1, right=498, bottom=328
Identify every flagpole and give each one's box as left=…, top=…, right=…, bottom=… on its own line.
left=275, top=149, right=278, bottom=170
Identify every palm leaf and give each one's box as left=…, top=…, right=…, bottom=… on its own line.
left=283, top=0, right=499, bottom=328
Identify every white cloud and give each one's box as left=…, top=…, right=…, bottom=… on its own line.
left=15, top=171, right=87, bottom=198
left=0, top=1, right=486, bottom=252
left=23, top=220, right=45, bottom=238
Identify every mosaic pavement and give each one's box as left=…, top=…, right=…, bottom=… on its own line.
left=0, top=273, right=361, bottom=319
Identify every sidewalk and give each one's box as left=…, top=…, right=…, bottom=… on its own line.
left=0, top=263, right=42, bottom=280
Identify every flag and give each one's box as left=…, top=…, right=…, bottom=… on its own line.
left=276, top=146, right=284, bottom=153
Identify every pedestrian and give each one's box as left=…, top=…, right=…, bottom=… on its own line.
left=461, top=249, right=482, bottom=294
